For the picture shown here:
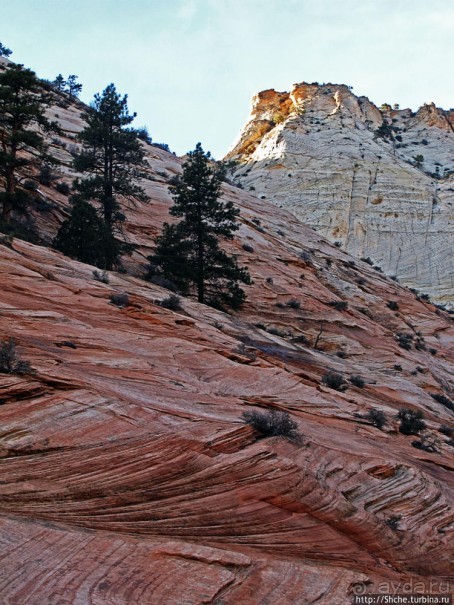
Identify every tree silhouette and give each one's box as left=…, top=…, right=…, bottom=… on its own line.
left=149, top=143, right=251, bottom=309
left=0, top=63, right=56, bottom=222
left=73, top=83, right=147, bottom=227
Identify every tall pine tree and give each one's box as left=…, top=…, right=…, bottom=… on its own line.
left=0, top=63, right=55, bottom=222
left=149, top=143, right=251, bottom=309
left=73, top=83, right=147, bottom=226
left=57, top=83, right=148, bottom=269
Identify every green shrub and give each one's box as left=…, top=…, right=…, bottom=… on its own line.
left=387, top=301, right=399, bottom=311
left=286, top=299, right=300, bottom=309
left=242, top=408, right=302, bottom=443
left=322, top=371, right=347, bottom=391
left=109, top=293, right=129, bottom=307
left=365, top=408, right=387, bottom=429
left=397, top=409, right=426, bottom=435
left=350, top=375, right=365, bottom=388
left=56, top=182, right=70, bottom=195
left=430, top=393, right=454, bottom=412
left=159, top=295, right=182, bottom=311
left=328, top=300, right=348, bottom=311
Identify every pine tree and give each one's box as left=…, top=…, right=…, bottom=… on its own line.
left=73, top=83, right=147, bottom=226
left=0, top=63, right=56, bottom=223
left=52, top=74, right=66, bottom=91
left=66, top=75, right=82, bottom=97
left=53, top=74, right=66, bottom=91
left=149, top=143, right=251, bottom=309
left=0, top=43, right=12, bottom=57
left=53, top=199, right=124, bottom=269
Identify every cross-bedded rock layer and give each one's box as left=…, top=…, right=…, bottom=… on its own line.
left=0, top=62, right=453, bottom=604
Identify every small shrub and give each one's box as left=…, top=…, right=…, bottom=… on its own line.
left=446, top=438, right=454, bottom=447
left=334, top=241, right=342, bottom=248
left=328, top=300, right=348, bottom=311
left=242, top=243, right=254, bottom=253
left=322, top=371, right=347, bottom=391
left=39, top=165, right=53, bottom=186
left=438, top=425, right=453, bottom=437
left=152, top=142, right=172, bottom=153
left=397, top=409, right=426, bottom=435
left=350, top=375, right=365, bottom=388
left=356, top=277, right=366, bottom=286
left=387, top=301, right=399, bottom=311
left=252, top=218, right=261, bottom=226
left=396, top=332, right=413, bottom=350
left=109, top=293, right=129, bottom=307
left=265, top=277, right=273, bottom=284
left=386, top=516, right=401, bottom=531
left=148, top=275, right=178, bottom=292
left=0, top=338, right=32, bottom=375
left=267, top=327, right=286, bottom=337
left=93, top=270, right=109, bottom=284
left=335, top=351, right=347, bottom=359
left=242, top=408, right=302, bottom=443
left=291, top=334, right=308, bottom=345
left=56, top=182, right=70, bottom=195
left=23, top=179, right=38, bottom=191
left=286, top=299, right=300, bottom=309
left=430, top=393, right=454, bottom=413
left=411, top=434, right=439, bottom=453
left=365, top=408, right=387, bottom=429
left=429, top=348, right=437, bottom=356
left=361, top=257, right=374, bottom=265
left=393, top=364, right=403, bottom=371
left=160, top=295, right=182, bottom=311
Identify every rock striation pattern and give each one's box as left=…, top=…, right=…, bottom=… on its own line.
left=0, top=62, right=453, bottom=604
left=226, top=83, right=454, bottom=307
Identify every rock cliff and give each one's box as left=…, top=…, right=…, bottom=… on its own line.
left=0, top=62, right=453, bottom=604
left=226, top=83, right=454, bottom=308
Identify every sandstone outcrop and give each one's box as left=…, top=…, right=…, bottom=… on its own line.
left=227, top=82, right=454, bottom=308
left=0, top=61, right=453, bottom=604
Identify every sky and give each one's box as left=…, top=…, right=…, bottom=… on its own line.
left=1, top=0, right=453, bottom=158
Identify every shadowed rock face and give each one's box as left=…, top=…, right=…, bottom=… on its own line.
left=0, top=65, right=453, bottom=603
left=226, top=82, right=454, bottom=308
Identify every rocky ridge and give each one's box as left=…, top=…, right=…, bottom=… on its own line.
left=0, top=63, right=453, bottom=604
left=226, top=83, right=454, bottom=308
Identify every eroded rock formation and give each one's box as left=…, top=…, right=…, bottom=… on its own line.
left=227, top=82, right=454, bottom=308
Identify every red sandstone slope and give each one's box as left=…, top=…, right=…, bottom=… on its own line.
left=0, top=68, right=453, bottom=604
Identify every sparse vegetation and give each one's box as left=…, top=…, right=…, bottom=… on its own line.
left=397, top=409, right=426, bottom=435
left=242, top=408, right=302, bottom=443
left=0, top=338, right=32, bottom=375
left=430, top=393, right=454, bottom=413
left=159, top=295, right=182, bottom=311
left=438, top=425, right=453, bottom=437
left=365, top=409, right=387, bottom=429
left=109, top=292, right=129, bottom=307
left=385, top=515, right=401, bottom=531
left=328, top=300, right=348, bottom=311
left=350, top=375, right=365, bottom=388
left=322, top=371, right=347, bottom=391
left=242, top=243, right=254, bottom=253
left=387, top=301, right=399, bottom=311
left=286, top=299, right=300, bottom=309
left=55, top=182, right=70, bottom=195
left=396, top=332, right=413, bottom=350
left=412, top=434, right=439, bottom=453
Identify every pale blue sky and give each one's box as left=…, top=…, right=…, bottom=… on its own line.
left=1, top=0, right=453, bottom=158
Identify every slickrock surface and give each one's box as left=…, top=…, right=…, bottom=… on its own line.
left=226, top=83, right=454, bottom=307
left=0, top=65, right=453, bottom=604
